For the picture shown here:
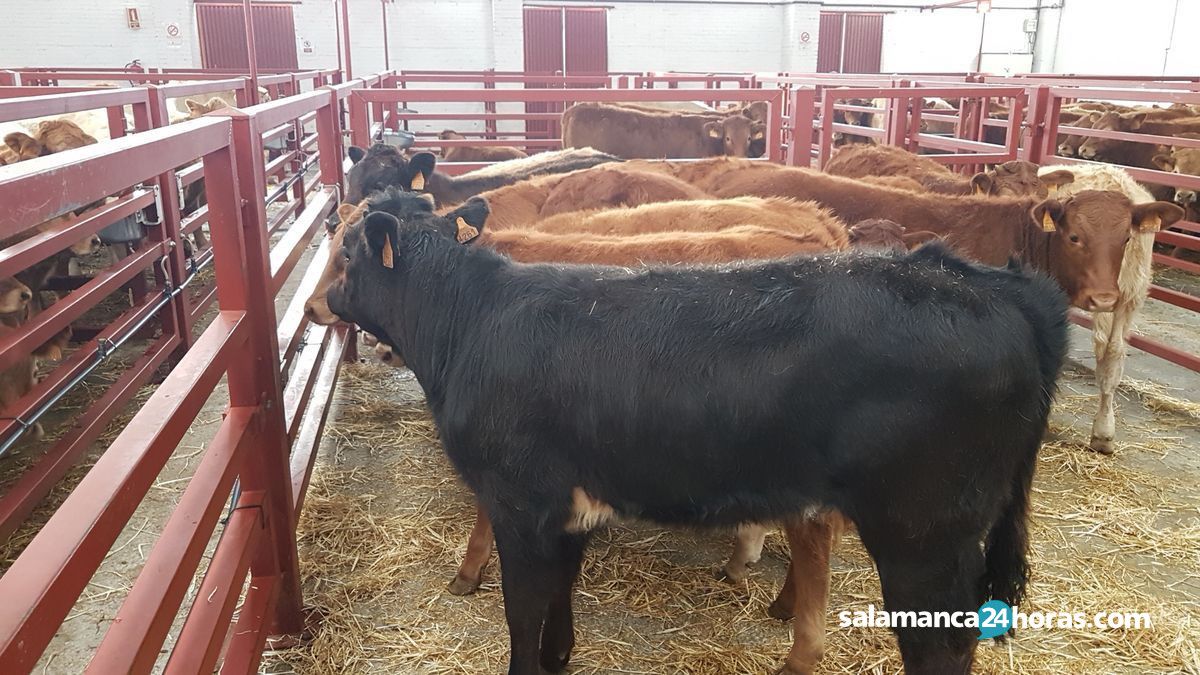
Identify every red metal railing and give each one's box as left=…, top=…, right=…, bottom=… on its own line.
left=0, top=75, right=352, bottom=671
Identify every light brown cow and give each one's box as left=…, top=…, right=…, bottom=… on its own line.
left=706, top=163, right=1184, bottom=313
left=1077, top=111, right=1200, bottom=165
left=438, top=129, right=528, bottom=163
left=562, top=102, right=764, bottom=159
left=1152, top=132, right=1200, bottom=207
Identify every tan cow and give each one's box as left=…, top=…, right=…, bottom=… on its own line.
left=562, top=102, right=764, bottom=159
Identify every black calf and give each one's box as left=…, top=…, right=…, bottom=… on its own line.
left=328, top=190, right=1068, bottom=675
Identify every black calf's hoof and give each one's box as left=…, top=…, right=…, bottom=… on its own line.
left=539, top=650, right=571, bottom=673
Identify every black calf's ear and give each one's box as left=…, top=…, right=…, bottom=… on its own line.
left=446, top=196, right=490, bottom=244
left=364, top=211, right=400, bottom=268
left=970, top=172, right=994, bottom=196
left=408, top=152, right=437, bottom=191
left=1031, top=199, right=1065, bottom=233
left=348, top=146, right=367, bottom=164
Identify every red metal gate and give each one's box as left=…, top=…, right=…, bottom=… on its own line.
left=197, top=2, right=300, bottom=71
left=816, top=12, right=883, bottom=74
left=523, top=6, right=608, bottom=140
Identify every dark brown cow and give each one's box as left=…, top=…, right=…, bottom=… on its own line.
left=706, top=164, right=1184, bottom=312
left=562, top=102, right=764, bottom=159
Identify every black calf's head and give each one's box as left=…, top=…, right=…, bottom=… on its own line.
left=327, top=189, right=489, bottom=335
left=343, top=145, right=438, bottom=205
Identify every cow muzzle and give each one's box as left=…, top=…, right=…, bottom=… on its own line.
left=1174, top=189, right=1197, bottom=205
left=1081, top=291, right=1119, bottom=313
left=303, top=296, right=341, bottom=325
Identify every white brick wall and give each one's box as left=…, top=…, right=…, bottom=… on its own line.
left=0, top=0, right=198, bottom=70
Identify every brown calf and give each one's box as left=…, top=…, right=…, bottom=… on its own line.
left=1152, top=132, right=1200, bottom=207
left=562, top=102, right=763, bottom=159
left=438, top=129, right=529, bottom=163
left=708, top=164, right=1184, bottom=312
left=1077, top=111, right=1200, bottom=165
left=824, top=144, right=1053, bottom=198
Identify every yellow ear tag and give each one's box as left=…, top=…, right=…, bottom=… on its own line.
left=1142, top=214, right=1162, bottom=232
left=973, top=183, right=985, bottom=196
left=456, top=216, right=479, bottom=243
left=410, top=172, right=426, bottom=191
left=1041, top=211, right=1057, bottom=233
left=1046, top=183, right=1059, bottom=195
left=381, top=234, right=394, bottom=269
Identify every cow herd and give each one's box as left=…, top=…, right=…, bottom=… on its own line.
left=299, top=113, right=1185, bottom=673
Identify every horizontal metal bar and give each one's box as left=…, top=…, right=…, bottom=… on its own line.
left=355, top=88, right=784, bottom=104
left=1069, top=311, right=1200, bottom=373
left=88, top=406, right=256, bottom=673
left=1148, top=284, right=1200, bottom=313
left=269, top=189, right=336, bottom=296
left=0, top=88, right=149, bottom=121
left=0, top=311, right=247, bottom=671
left=290, top=325, right=347, bottom=517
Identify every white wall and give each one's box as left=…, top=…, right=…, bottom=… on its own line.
left=880, top=5, right=1035, bottom=75
left=1051, top=0, right=1189, bottom=75
left=0, top=0, right=198, bottom=70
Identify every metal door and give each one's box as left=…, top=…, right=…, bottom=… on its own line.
left=817, top=13, right=844, bottom=73
left=197, top=2, right=299, bottom=71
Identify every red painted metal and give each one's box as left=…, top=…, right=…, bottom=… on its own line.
left=196, top=2, right=298, bottom=72
left=817, top=13, right=844, bottom=73
left=565, top=9, right=608, bottom=75
left=842, top=14, right=884, bottom=74
left=341, top=0, right=353, bottom=80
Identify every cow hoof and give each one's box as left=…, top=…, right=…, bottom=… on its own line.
left=767, top=598, right=795, bottom=621
left=716, top=564, right=747, bottom=583
left=1089, top=436, right=1116, bottom=455
left=540, top=649, right=572, bottom=673
left=447, top=574, right=482, bottom=596
left=31, top=423, right=44, bottom=440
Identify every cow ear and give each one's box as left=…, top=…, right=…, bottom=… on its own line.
left=1121, top=111, right=1146, bottom=129
left=970, top=172, right=994, bottom=196
left=407, top=151, right=437, bottom=191
left=206, top=97, right=230, bottom=111
left=363, top=211, right=400, bottom=268
left=1131, top=201, right=1184, bottom=233
left=185, top=99, right=204, bottom=114
left=751, top=124, right=765, bottom=141
left=704, top=121, right=722, bottom=139
left=347, top=146, right=367, bottom=164
left=1039, top=169, right=1074, bottom=195
left=901, top=230, right=940, bottom=248
left=445, top=196, right=489, bottom=244
left=1151, top=154, right=1176, bottom=172
left=1031, top=199, right=1065, bottom=233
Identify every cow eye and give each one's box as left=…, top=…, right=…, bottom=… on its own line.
left=1068, top=234, right=1081, bottom=244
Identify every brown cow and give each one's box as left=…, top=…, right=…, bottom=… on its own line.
left=823, top=144, right=1058, bottom=198
left=1077, top=111, right=1200, bottom=165
left=848, top=218, right=940, bottom=251
left=529, top=196, right=847, bottom=245
left=1152, top=132, right=1200, bottom=207
left=438, top=129, right=529, bottom=163
left=562, top=102, right=764, bottom=159
left=706, top=164, right=1184, bottom=312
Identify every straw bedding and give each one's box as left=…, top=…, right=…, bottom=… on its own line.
left=266, top=362, right=1199, bottom=674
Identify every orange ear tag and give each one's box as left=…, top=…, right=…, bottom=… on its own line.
left=382, top=234, right=394, bottom=268
left=1041, top=212, right=1057, bottom=233
left=410, top=172, right=426, bottom=191
left=1046, top=183, right=1059, bottom=195
left=456, top=216, right=480, bottom=243
left=1142, top=214, right=1162, bottom=232
left=973, top=184, right=985, bottom=196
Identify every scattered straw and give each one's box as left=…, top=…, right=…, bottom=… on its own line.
left=265, top=363, right=1199, bottom=674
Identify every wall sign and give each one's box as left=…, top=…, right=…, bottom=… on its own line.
left=800, top=31, right=811, bottom=43
left=166, top=22, right=181, bottom=38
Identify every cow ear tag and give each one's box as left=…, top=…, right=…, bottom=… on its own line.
left=973, top=183, right=985, bottom=196
left=1041, top=211, right=1057, bottom=233
left=382, top=234, right=394, bottom=268
left=410, top=173, right=426, bottom=191
left=1142, top=214, right=1161, bottom=232
left=456, top=216, right=480, bottom=243
left=1046, top=183, right=1059, bottom=195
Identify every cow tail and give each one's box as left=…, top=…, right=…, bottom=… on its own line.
left=982, top=437, right=1036, bottom=618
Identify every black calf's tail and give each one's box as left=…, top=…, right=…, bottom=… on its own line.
left=982, top=441, right=1037, bottom=610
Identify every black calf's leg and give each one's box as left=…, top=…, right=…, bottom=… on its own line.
left=541, top=532, right=590, bottom=672
left=493, top=522, right=562, bottom=675
left=858, top=525, right=985, bottom=675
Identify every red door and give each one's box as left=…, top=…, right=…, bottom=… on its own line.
left=523, top=6, right=608, bottom=141
left=817, top=13, right=845, bottom=73
left=816, top=12, right=882, bottom=74
left=196, top=2, right=299, bottom=70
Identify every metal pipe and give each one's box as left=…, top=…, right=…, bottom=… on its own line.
left=381, top=0, right=391, bottom=71
left=341, top=0, right=353, bottom=80
left=241, top=0, right=259, bottom=104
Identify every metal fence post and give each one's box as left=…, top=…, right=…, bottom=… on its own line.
left=786, top=86, right=815, bottom=167
left=1023, top=85, right=1051, bottom=163
left=209, top=108, right=305, bottom=636
left=146, top=85, right=194, bottom=351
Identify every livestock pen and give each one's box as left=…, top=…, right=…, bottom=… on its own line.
left=0, top=68, right=1196, bottom=675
